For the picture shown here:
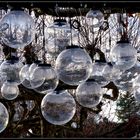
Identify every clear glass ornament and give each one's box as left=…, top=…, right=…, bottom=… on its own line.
left=46, top=19, right=72, bottom=39
left=110, top=40, right=137, bottom=71
left=115, top=62, right=140, bottom=91
left=0, top=102, right=9, bottom=133
left=19, top=64, right=33, bottom=89
left=55, top=45, right=92, bottom=85
left=0, top=10, right=35, bottom=49
left=102, top=63, right=122, bottom=82
left=86, top=9, right=104, bottom=27
left=41, top=90, right=76, bottom=125
left=0, top=57, right=24, bottom=85
left=76, top=79, right=103, bottom=108
left=45, top=38, right=69, bottom=57
left=90, top=61, right=108, bottom=86
left=32, top=64, right=59, bottom=94
left=1, top=81, right=19, bottom=100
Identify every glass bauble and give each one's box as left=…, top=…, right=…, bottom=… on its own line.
left=1, top=81, right=19, bottom=100
left=0, top=10, right=35, bottom=48
left=91, top=61, right=108, bottom=86
left=110, top=40, right=137, bottom=71
left=31, top=64, right=59, bottom=93
left=86, top=10, right=104, bottom=27
left=76, top=79, right=103, bottom=108
left=41, top=90, right=76, bottom=125
left=0, top=102, right=9, bottom=133
left=45, top=38, right=69, bottom=57
left=55, top=45, right=92, bottom=85
left=0, top=57, right=24, bottom=85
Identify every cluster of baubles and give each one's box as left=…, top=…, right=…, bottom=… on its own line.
left=0, top=8, right=139, bottom=133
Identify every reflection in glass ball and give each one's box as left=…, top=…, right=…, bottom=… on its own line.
left=19, top=64, right=33, bottom=89
left=0, top=57, right=24, bottom=85
left=91, top=61, right=108, bottom=86
left=76, top=80, right=103, bottom=108
left=102, top=63, right=122, bottom=82
left=46, top=19, right=72, bottom=39
left=115, top=63, right=140, bottom=91
left=1, top=81, right=19, bottom=100
left=45, top=38, right=69, bottom=56
left=0, top=102, right=9, bottom=133
left=86, top=10, right=104, bottom=27
left=110, top=41, right=137, bottom=71
left=0, top=10, right=35, bottom=49
left=33, top=64, right=59, bottom=94
left=41, top=90, right=76, bottom=125
left=55, top=46, right=92, bottom=85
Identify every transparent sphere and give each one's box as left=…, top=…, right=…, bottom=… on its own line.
left=41, top=90, right=76, bottom=125
left=90, top=61, right=108, bottom=86
left=19, top=64, right=33, bottom=89
left=115, top=62, right=140, bottom=91
left=114, top=70, right=135, bottom=91
left=55, top=46, right=92, bottom=85
left=76, top=80, right=103, bottom=108
left=32, top=64, right=59, bottom=94
left=0, top=72, right=7, bottom=88
left=1, top=81, right=19, bottom=100
left=0, top=57, right=24, bottom=85
left=102, top=63, right=122, bottom=82
left=0, top=10, right=35, bottom=49
left=46, top=19, right=72, bottom=39
left=0, top=102, right=9, bottom=133
left=110, top=41, right=137, bottom=71
left=86, top=10, right=104, bottom=27
left=28, top=61, right=41, bottom=75
left=45, top=38, right=69, bottom=56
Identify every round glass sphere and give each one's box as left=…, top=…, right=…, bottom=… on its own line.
left=102, top=63, right=122, bottom=82
left=46, top=19, right=72, bottom=39
left=45, top=38, right=69, bottom=57
left=32, top=64, right=59, bottom=94
left=110, top=41, right=137, bottom=71
left=86, top=10, right=104, bottom=27
left=55, top=46, right=92, bottom=85
left=1, top=81, right=19, bottom=100
left=0, top=102, right=9, bottom=133
left=41, top=90, right=76, bottom=125
left=90, top=61, right=108, bottom=86
left=114, top=70, right=135, bottom=91
left=0, top=57, right=24, bottom=85
left=115, top=62, right=140, bottom=91
left=19, top=64, right=33, bottom=89
left=76, top=80, right=103, bottom=108
left=0, top=10, right=35, bottom=49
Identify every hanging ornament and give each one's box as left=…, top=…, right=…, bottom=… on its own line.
left=0, top=9, right=35, bottom=49
left=0, top=56, right=24, bottom=85
left=115, top=61, right=140, bottom=91
left=46, top=19, right=72, bottom=39
left=55, top=45, right=92, bottom=85
left=110, top=40, right=137, bottom=71
left=1, top=81, right=19, bottom=100
left=0, top=102, right=9, bottom=133
left=86, top=9, right=104, bottom=27
left=90, top=60, right=108, bottom=86
left=102, top=62, right=122, bottom=82
left=76, top=79, right=103, bottom=108
left=30, top=64, right=58, bottom=93
left=19, top=64, right=34, bottom=89
left=41, top=90, right=76, bottom=125
left=45, top=38, right=69, bottom=57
